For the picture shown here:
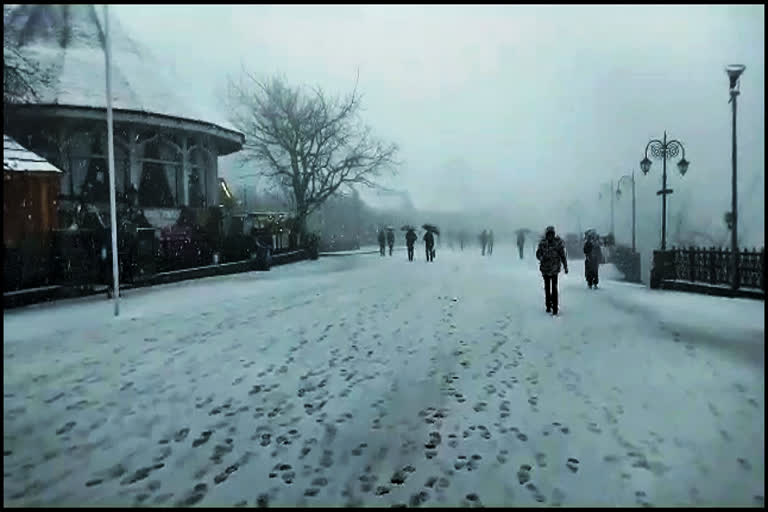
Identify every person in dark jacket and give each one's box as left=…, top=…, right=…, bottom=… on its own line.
left=536, top=225, right=568, bottom=315
left=386, top=229, right=395, bottom=256
left=488, top=230, right=494, bottom=256
left=480, top=229, right=488, bottom=256
left=378, top=229, right=386, bottom=256
left=583, top=231, right=603, bottom=289
left=405, top=229, right=417, bottom=261
left=424, top=231, right=435, bottom=262
left=517, top=231, right=526, bottom=260
left=458, top=230, right=466, bottom=251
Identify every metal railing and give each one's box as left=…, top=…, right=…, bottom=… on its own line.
left=654, top=246, right=764, bottom=291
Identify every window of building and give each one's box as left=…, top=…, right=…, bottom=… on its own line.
left=138, top=137, right=176, bottom=208
left=189, top=146, right=208, bottom=207
left=82, top=133, right=109, bottom=203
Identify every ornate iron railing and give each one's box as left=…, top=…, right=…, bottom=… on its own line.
left=666, top=246, right=764, bottom=290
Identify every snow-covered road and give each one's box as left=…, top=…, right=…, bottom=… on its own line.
left=3, top=245, right=764, bottom=507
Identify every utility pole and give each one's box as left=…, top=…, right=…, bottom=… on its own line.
left=104, top=5, right=119, bottom=316
left=726, top=64, right=745, bottom=290
left=610, top=178, right=615, bottom=237
left=631, top=171, right=636, bottom=253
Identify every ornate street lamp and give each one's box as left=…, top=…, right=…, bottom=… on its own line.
left=726, top=64, right=745, bottom=290
left=640, top=131, right=689, bottom=250
left=616, top=172, right=636, bottom=253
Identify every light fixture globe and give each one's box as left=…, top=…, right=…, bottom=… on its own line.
left=640, top=156, right=652, bottom=175
left=615, top=188, right=622, bottom=198
left=677, top=158, right=689, bottom=176
left=726, top=64, right=746, bottom=89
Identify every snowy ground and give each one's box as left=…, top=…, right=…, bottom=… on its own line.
left=3, top=244, right=764, bottom=507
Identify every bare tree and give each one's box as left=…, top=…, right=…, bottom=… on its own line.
left=3, top=6, right=54, bottom=126
left=226, top=70, right=400, bottom=245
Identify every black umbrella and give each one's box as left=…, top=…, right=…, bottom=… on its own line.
left=385, top=226, right=395, bottom=231
left=422, top=224, right=440, bottom=236
left=401, top=225, right=416, bottom=231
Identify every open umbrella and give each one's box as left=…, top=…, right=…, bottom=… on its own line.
left=385, top=226, right=395, bottom=231
left=401, top=225, right=416, bottom=231
left=422, top=224, right=440, bottom=236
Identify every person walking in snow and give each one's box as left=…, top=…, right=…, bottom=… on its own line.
left=488, top=230, right=494, bottom=256
left=405, top=228, right=417, bottom=262
left=424, top=230, right=435, bottom=262
left=536, top=225, right=568, bottom=315
left=387, top=229, right=395, bottom=256
left=378, top=228, right=386, bottom=256
left=583, top=230, right=603, bottom=289
left=517, top=230, right=526, bottom=260
left=480, top=229, right=488, bottom=256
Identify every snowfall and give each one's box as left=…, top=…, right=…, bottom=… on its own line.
left=3, top=244, right=764, bottom=507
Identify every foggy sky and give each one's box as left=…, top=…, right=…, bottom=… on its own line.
left=113, top=4, right=764, bottom=246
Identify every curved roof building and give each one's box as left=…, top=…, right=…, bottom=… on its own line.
left=4, top=4, right=244, bottom=225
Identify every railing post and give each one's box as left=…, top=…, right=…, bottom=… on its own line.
left=752, top=247, right=758, bottom=289
left=673, top=247, right=680, bottom=281
left=762, top=248, right=765, bottom=293
left=709, top=246, right=715, bottom=285
left=689, top=246, right=696, bottom=283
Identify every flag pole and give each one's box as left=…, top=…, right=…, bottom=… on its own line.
left=104, top=4, right=120, bottom=316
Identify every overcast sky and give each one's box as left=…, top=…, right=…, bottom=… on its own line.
left=113, top=4, right=764, bottom=245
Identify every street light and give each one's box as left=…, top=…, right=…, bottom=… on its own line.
left=616, top=172, right=636, bottom=253
left=566, top=200, right=583, bottom=235
left=234, top=172, right=260, bottom=212
left=726, top=64, right=745, bottom=290
left=640, top=131, right=689, bottom=250
left=597, top=180, right=615, bottom=237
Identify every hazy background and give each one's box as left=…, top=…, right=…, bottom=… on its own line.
left=113, top=4, right=764, bottom=249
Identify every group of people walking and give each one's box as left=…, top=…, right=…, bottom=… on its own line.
left=378, top=227, right=436, bottom=262
left=479, top=229, right=494, bottom=256
left=378, top=228, right=395, bottom=256
left=534, top=225, right=605, bottom=315
left=376, top=223, right=604, bottom=315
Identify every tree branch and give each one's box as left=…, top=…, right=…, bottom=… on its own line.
left=224, top=70, right=399, bottom=239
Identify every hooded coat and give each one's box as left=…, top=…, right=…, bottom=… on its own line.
left=583, top=236, right=603, bottom=273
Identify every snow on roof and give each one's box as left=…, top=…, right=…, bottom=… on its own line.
left=4, top=5, right=240, bottom=137
left=3, top=135, right=63, bottom=174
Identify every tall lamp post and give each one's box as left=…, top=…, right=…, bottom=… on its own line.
left=103, top=5, right=120, bottom=316
left=598, top=180, right=615, bottom=237
left=235, top=172, right=260, bottom=213
left=640, top=132, right=690, bottom=250
left=616, top=172, right=636, bottom=253
left=566, top=200, right=583, bottom=235
left=726, top=64, right=745, bottom=290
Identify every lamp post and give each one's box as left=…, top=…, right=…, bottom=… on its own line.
left=616, top=172, right=636, bottom=253
left=103, top=5, right=120, bottom=316
left=235, top=172, right=260, bottom=213
left=640, top=131, right=689, bottom=250
left=598, top=180, right=615, bottom=237
left=566, top=200, right=583, bottom=235
left=726, top=64, right=745, bottom=290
